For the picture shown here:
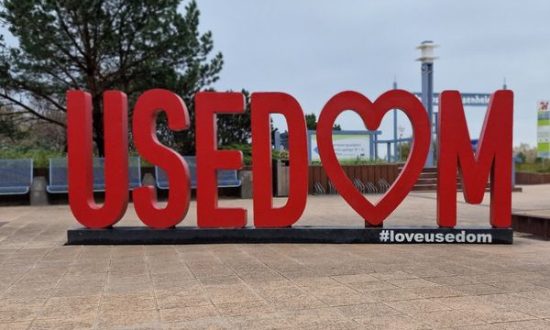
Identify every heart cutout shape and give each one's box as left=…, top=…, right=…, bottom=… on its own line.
left=317, top=90, right=430, bottom=226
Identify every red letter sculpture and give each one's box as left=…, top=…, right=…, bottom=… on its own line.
left=195, top=92, right=247, bottom=228
left=317, top=90, right=430, bottom=226
left=437, top=90, right=513, bottom=228
left=251, top=93, right=308, bottom=227
left=133, top=89, right=191, bottom=228
left=67, top=91, right=129, bottom=228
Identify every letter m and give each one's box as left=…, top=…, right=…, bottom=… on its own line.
left=437, top=90, right=513, bottom=228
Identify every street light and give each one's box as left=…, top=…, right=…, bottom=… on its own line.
left=398, top=125, right=405, bottom=161
left=416, top=40, right=438, bottom=63
left=416, top=40, right=438, bottom=167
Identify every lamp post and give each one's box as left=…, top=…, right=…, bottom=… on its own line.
left=398, top=125, right=405, bottom=161
left=417, top=40, right=438, bottom=167
left=393, top=79, right=398, bottom=162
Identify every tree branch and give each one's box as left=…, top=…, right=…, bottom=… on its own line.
left=10, top=80, right=66, bottom=112
left=52, top=4, right=87, bottom=58
left=0, top=92, right=65, bottom=127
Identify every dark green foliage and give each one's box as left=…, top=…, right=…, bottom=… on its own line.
left=220, top=143, right=288, bottom=166
left=516, top=159, right=550, bottom=173
left=305, top=112, right=341, bottom=131
left=305, top=113, right=317, bottom=130
left=0, top=146, right=64, bottom=167
left=216, top=90, right=252, bottom=147
left=220, top=144, right=252, bottom=166
left=0, top=0, right=223, bottom=155
left=516, top=152, right=526, bottom=164
left=398, top=141, right=411, bottom=161
left=0, top=111, right=26, bottom=141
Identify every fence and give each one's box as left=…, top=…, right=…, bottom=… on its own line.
left=515, top=172, right=550, bottom=185
left=308, top=164, right=400, bottom=194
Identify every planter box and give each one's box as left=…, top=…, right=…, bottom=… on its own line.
left=515, top=172, right=550, bottom=185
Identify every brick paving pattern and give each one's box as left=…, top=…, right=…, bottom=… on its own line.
left=0, top=186, right=549, bottom=329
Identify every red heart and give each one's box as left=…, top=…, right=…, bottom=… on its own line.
left=316, top=90, right=430, bottom=226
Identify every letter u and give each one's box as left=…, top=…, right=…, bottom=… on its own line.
left=67, top=91, right=129, bottom=228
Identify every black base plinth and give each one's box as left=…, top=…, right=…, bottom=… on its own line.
left=67, top=227, right=513, bottom=245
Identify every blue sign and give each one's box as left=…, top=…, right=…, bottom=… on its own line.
left=414, top=93, right=491, bottom=107
left=471, top=139, right=479, bottom=152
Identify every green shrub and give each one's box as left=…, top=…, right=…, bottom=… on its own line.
left=516, top=160, right=550, bottom=173
left=219, top=144, right=252, bottom=165
left=218, top=144, right=290, bottom=166
left=311, top=158, right=389, bottom=166
left=0, top=147, right=65, bottom=167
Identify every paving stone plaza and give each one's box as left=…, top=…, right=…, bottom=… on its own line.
left=0, top=186, right=549, bottom=329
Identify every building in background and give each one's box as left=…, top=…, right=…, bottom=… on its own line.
left=307, top=130, right=380, bottom=163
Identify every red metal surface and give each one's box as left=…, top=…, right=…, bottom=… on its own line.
left=65, top=89, right=513, bottom=230
left=251, top=93, right=308, bottom=227
left=316, top=90, right=430, bottom=226
left=67, top=91, right=129, bottom=228
left=437, top=90, right=513, bottom=228
left=195, top=92, right=247, bottom=228
left=132, top=89, right=191, bottom=228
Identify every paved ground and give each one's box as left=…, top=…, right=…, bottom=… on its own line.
left=0, top=186, right=549, bottom=329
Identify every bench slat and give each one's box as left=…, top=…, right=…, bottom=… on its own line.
left=155, top=156, right=241, bottom=189
left=0, top=159, right=33, bottom=195
left=47, top=157, right=142, bottom=194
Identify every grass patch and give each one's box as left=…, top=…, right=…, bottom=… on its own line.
left=516, top=161, right=550, bottom=173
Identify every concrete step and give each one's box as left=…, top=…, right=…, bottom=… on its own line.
left=412, top=184, right=438, bottom=191
left=399, top=167, right=438, bottom=173
left=418, top=180, right=437, bottom=184
left=398, top=167, right=492, bottom=192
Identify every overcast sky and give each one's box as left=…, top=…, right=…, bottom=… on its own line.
left=194, top=0, right=550, bottom=147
